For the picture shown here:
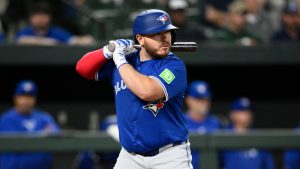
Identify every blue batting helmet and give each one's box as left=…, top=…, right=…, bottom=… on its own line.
left=133, top=9, right=178, bottom=44
left=186, top=81, right=211, bottom=99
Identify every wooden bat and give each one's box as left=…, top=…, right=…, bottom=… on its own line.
left=108, top=42, right=198, bottom=52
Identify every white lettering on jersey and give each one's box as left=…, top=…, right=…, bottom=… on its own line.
left=114, top=80, right=127, bottom=95
left=243, top=148, right=258, bottom=158
left=22, top=119, right=36, bottom=131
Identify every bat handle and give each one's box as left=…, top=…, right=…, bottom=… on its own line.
left=108, top=43, right=141, bottom=52
left=107, top=43, right=116, bottom=52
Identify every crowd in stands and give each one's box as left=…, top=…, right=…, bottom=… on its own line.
left=0, top=0, right=299, bottom=45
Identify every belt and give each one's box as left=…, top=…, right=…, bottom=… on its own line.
left=130, top=140, right=188, bottom=157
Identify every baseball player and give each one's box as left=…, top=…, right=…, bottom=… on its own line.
left=184, top=81, right=222, bottom=169
left=284, top=124, right=300, bottom=169
left=76, top=9, right=192, bottom=169
left=0, top=80, right=59, bottom=169
left=221, top=97, right=275, bottom=169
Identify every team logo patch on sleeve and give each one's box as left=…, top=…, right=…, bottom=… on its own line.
left=143, top=99, right=165, bottom=117
left=159, top=68, right=175, bottom=84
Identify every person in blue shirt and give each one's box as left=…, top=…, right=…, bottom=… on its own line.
left=221, top=97, right=275, bottom=169
left=284, top=124, right=300, bottom=169
left=184, top=80, right=222, bottom=169
left=0, top=80, right=59, bottom=169
left=16, top=3, right=93, bottom=46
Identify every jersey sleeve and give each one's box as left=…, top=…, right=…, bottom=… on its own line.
left=96, top=60, right=115, bottom=82
left=0, top=115, right=15, bottom=132
left=42, top=113, right=60, bottom=133
left=149, top=58, right=187, bottom=101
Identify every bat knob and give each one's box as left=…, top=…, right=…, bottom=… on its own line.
left=108, top=43, right=116, bottom=52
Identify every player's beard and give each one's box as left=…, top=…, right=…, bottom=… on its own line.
left=144, top=42, right=171, bottom=59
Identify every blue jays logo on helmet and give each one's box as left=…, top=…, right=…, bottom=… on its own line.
left=143, top=99, right=165, bottom=117
left=157, top=14, right=169, bottom=25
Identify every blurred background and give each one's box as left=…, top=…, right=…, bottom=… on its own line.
left=0, top=0, right=299, bottom=169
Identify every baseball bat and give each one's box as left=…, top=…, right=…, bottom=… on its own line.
left=108, top=42, right=198, bottom=52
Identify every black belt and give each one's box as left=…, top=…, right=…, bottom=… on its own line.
left=131, top=140, right=187, bottom=157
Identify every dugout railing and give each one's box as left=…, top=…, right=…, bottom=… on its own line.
left=0, top=130, right=299, bottom=169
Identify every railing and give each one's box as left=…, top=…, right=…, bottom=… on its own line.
left=0, top=44, right=300, bottom=66
left=0, top=130, right=299, bottom=169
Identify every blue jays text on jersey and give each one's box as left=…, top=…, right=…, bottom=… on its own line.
left=0, top=108, right=59, bottom=169
left=96, top=50, right=188, bottom=153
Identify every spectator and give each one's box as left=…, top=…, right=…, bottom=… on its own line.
left=16, top=3, right=94, bottom=46
left=201, top=0, right=235, bottom=29
left=272, top=1, right=300, bottom=42
left=0, top=80, right=59, bottom=169
left=243, top=0, right=281, bottom=42
left=184, top=81, right=222, bottom=169
left=221, top=97, right=275, bottom=169
left=213, top=0, right=261, bottom=45
left=284, top=123, right=300, bottom=169
left=167, top=0, right=206, bottom=41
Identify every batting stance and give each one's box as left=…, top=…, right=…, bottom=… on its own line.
left=76, top=9, right=192, bottom=169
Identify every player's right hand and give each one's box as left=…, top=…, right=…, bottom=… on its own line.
left=110, top=39, right=134, bottom=69
left=103, top=39, right=135, bottom=59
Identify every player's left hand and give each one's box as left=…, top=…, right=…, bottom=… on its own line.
left=110, top=39, right=134, bottom=68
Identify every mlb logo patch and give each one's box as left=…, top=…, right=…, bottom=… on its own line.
left=157, top=14, right=169, bottom=25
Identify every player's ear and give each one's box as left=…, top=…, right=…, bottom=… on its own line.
left=136, top=34, right=144, bottom=46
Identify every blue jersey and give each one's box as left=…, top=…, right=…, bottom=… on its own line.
left=184, top=114, right=221, bottom=133
left=16, top=26, right=73, bottom=43
left=284, top=124, right=300, bottom=169
left=221, top=128, right=275, bottom=169
left=0, top=108, right=59, bottom=169
left=221, top=149, right=275, bottom=169
left=97, top=50, right=188, bottom=153
left=285, top=150, right=300, bottom=169
left=184, top=114, right=221, bottom=169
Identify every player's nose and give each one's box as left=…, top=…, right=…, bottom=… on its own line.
left=160, top=31, right=167, bottom=39
left=159, top=33, right=168, bottom=43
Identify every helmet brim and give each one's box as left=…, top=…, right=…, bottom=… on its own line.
left=139, top=24, right=179, bottom=36
left=134, top=24, right=179, bottom=44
